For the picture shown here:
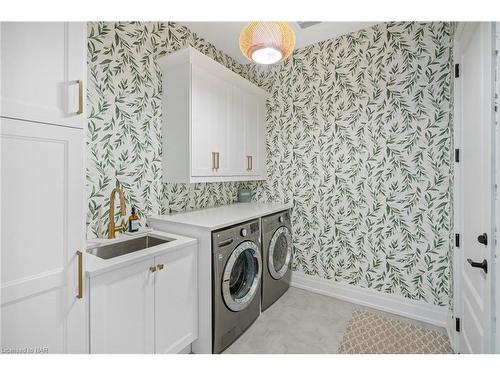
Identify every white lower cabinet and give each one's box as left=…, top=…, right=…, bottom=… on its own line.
left=155, top=247, right=198, bottom=354
left=89, top=259, right=155, bottom=354
left=89, top=245, right=198, bottom=354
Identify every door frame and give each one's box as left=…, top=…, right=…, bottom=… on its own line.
left=452, top=21, right=497, bottom=354
left=451, top=22, right=463, bottom=353
left=495, top=22, right=500, bottom=354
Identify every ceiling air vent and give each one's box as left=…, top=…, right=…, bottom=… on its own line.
left=297, top=21, right=322, bottom=29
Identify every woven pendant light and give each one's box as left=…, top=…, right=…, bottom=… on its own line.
left=239, top=22, right=296, bottom=65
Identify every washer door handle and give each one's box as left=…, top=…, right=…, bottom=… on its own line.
left=218, top=238, right=234, bottom=247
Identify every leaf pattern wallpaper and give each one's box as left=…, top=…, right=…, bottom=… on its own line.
left=87, top=21, right=454, bottom=307
left=245, top=22, right=454, bottom=306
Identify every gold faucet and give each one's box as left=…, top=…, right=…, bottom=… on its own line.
left=108, top=187, right=127, bottom=239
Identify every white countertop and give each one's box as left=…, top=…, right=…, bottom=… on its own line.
left=148, top=202, right=293, bottom=230
left=85, top=230, right=197, bottom=277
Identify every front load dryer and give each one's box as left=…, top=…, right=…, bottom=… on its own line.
left=261, top=209, right=293, bottom=311
left=212, top=219, right=262, bottom=353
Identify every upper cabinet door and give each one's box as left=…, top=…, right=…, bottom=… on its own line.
left=191, top=65, right=231, bottom=177
left=209, top=75, right=232, bottom=176
left=244, top=92, right=266, bottom=176
left=0, top=22, right=86, bottom=128
left=226, top=85, right=246, bottom=176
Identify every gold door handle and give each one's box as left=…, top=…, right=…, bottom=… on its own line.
left=212, top=152, right=216, bottom=171
left=157, top=264, right=164, bottom=271
left=77, top=80, right=83, bottom=114
left=76, top=250, right=83, bottom=299
left=149, top=266, right=157, bottom=273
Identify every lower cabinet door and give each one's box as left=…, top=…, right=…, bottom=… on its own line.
left=154, top=245, right=198, bottom=354
left=89, top=259, right=155, bottom=354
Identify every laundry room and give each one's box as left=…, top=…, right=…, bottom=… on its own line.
left=1, top=0, right=500, bottom=374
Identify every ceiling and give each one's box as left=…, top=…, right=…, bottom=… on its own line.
left=180, top=22, right=378, bottom=64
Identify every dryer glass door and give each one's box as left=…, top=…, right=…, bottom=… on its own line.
left=268, top=226, right=292, bottom=280
left=222, top=240, right=262, bottom=312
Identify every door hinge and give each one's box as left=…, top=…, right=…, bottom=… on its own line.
left=454, top=63, right=460, bottom=78
left=455, top=148, right=460, bottom=163
left=455, top=317, right=461, bottom=332
left=455, top=233, right=460, bottom=248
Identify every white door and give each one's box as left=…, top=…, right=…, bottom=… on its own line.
left=191, top=65, right=230, bottom=177
left=0, top=22, right=86, bottom=129
left=1, top=118, right=86, bottom=353
left=457, top=22, right=495, bottom=354
left=89, top=259, right=155, bottom=354
left=154, top=245, right=198, bottom=354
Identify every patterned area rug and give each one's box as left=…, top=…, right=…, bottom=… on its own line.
left=338, top=309, right=452, bottom=354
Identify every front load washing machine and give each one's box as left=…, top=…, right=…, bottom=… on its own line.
left=261, top=209, right=293, bottom=311
left=212, top=219, right=262, bottom=353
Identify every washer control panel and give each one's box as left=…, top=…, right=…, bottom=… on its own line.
left=250, top=222, right=259, bottom=234
left=274, top=210, right=290, bottom=224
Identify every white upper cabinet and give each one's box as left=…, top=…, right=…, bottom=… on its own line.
left=0, top=22, right=86, bottom=129
left=159, top=47, right=267, bottom=183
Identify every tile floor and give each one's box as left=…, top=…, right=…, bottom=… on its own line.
left=223, top=287, right=448, bottom=354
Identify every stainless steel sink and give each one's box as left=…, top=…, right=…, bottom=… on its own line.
left=87, top=235, right=171, bottom=260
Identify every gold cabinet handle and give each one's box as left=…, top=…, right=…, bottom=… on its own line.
left=246, top=155, right=253, bottom=171
left=149, top=266, right=157, bottom=273
left=77, top=80, right=83, bottom=114
left=76, top=250, right=83, bottom=299
left=157, top=264, right=164, bottom=271
left=212, top=152, right=220, bottom=171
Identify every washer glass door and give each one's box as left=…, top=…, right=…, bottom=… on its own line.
left=268, top=226, right=292, bottom=280
left=222, top=240, right=262, bottom=312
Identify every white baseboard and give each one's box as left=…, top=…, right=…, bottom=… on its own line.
left=291, top=271, right=448, bottom=328
left=177, top=344, right=192, bottom=354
